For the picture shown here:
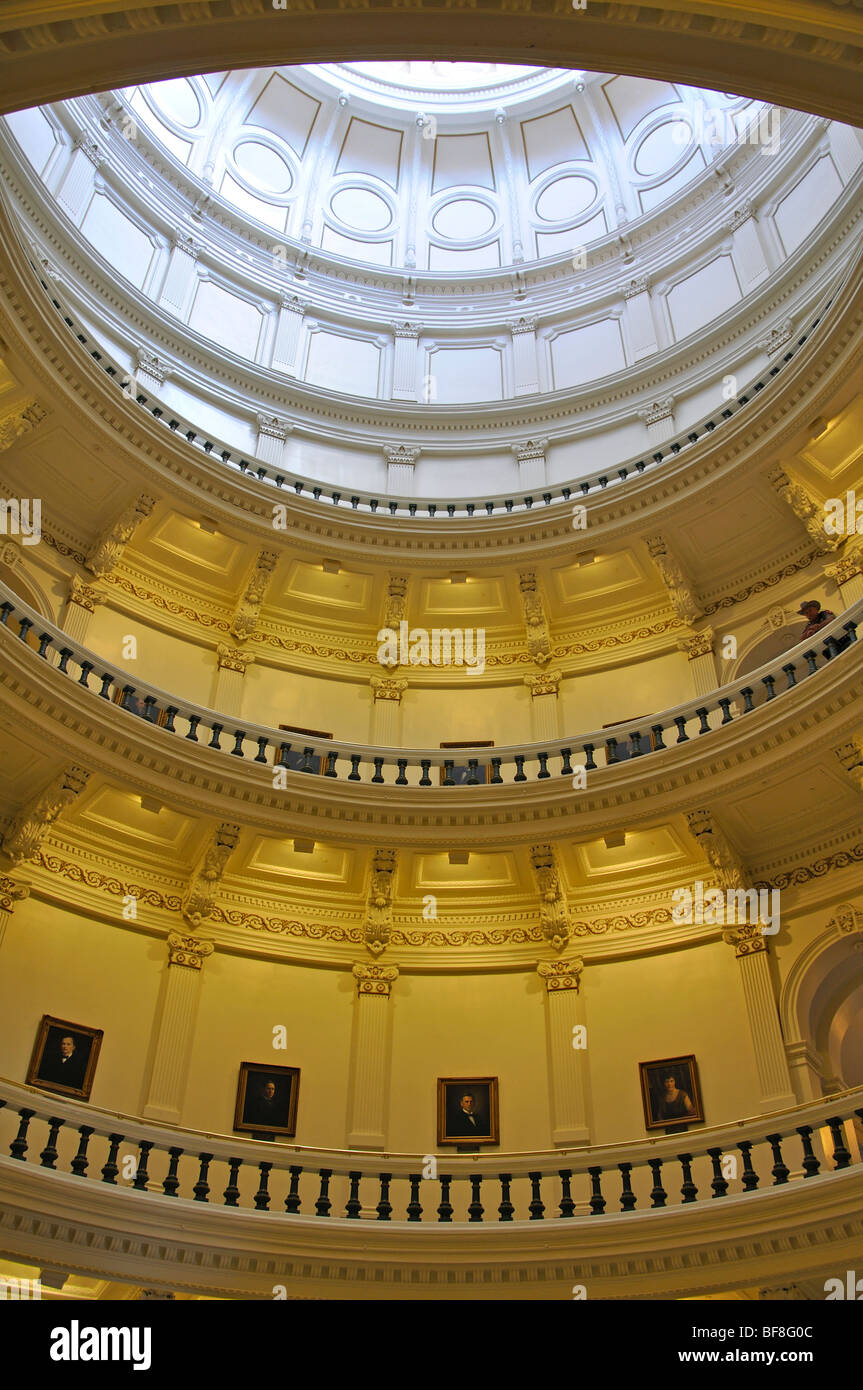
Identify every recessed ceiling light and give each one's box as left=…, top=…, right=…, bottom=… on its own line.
left=321, top=559, right=340, bottom=574
left=603, top=832, right=626, bottom=849
left=449, top=850, right=470, bottom=865
left=293, top=838, right=315, bottom=854
left=140, top=795, right=162, bottom=814
left=451, top=572, right=467, bottom=583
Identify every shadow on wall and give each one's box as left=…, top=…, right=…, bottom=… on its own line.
left=730, top=624, right=807, bottom=681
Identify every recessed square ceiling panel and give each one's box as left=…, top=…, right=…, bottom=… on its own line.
left=601, top=76, right=681, bottom=143
left=245, top=74, right=320, bottom=158
left=800, top=397, right=863, bottom=482
left=243, top=837, right=354, bottom=889
left=432, top=133, right=495, bottom=192
left=76, top=786, right=196, bottom=856
left=552, top=552, right=644, bottom=606
left=419, top=575, right=508, bottom=620
left=1, top=428, right=131, bottom=534
left=412, top=851, right=520, bottom=892
left=520, top=106, right=589, bottom=180
left=282, top=560, right=373, bottom=615
left=142, top=515, right=245, bottom=589
left=569, top=825, right=692, bottom=886
left=718, top=767, right=854, bottom=843
left=337, top=119, right=402, bottom=188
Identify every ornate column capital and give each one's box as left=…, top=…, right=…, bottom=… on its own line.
left=352, top=962, right=399, bottom=997
left=834, top=739, right=863, bottom=793
left=68, top=575, right=103, bottom=612
left=73, top=134, right=103, bottom=167
left=135, top=347, right=170, bottom=385
left=524, top=668, right=562, bottom=698
left=392, top=320, right=419, bottom=339
left=722, top=924, right=767, bottom=957
left=757, top=319, right=793, bottom=356
left=825, top=547, right=863, bottom=586
left=677, top=627, right=715, bottom=660
left=255, top=412, right=291, bottom=443
left=383, top=444, right=420, bottom=468
left=171, top=230, right=200, bottom=260
left=511, top=437, right=548, bottom=465
left=537, top=958, right=583, bottom=992
left=370, top=676, right=407, bottom=703
left=167, top=931, right=214, bottom=970
left=0, top=400, right=47, bottom=453
left=637, top=394, right=675, bottom=426
left=726, top=200, right=755, bottom=232
left=217, top=644, right=255, bottom=674
left=509, top=315, right=537, bottom=335
left=0, top=874, right=30, bottom=913
left=623, top=275, right=649, bottom=299
left=279, top=292, right=305, bottom=314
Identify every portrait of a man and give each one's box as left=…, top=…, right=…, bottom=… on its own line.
left=437, top=1077, right=499, bottom=1146
left=26, top=1016, right=103, bottom=1100
left=234, top=1063, right=300, bottom=1138
left=639, top=1055, right=704, bottom=1131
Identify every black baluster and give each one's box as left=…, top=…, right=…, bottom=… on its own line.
left=678, top=1153, right=698, bottom=1203
left=10, top=1109, right=34, bottom=1160
left=514, top=755, right=526, bottom=782
left=70, top=1125, right=94, bottom=1177
left=738, top=1141, right=759, bottom=1191
left=537, top=751, right=550, bottom=778
left=528, top=1172, right=544, bottom=1219
left=674, top=716, right=689, bottom=742
left=498, top=1173, right=514, bottom=1222
left=16, top=616, right=32, bottom=642
left=99, top=672, right=113, bottom=699
left=718, top=699, right=732, bottom=724
left=285, top=1165, right=302, bottom=1213
left=324, top=752, right=338, bottom=777
left=466, top=758, right=479, bottom=784
left=826, top=1116, right=851, bottom=1169
left=619, top=1162, right=637, bottom=1211
left=419, top=759, right=432, bottom=786
left=605, top=737, right=619, bottom=764
left=223, top=1158, right=242, bottom=1206
left=782, top=663, right=797, bottom=689
left=276, top=741, right=291, bottom=768
left=37, top=632, right=52, bottom=658
left=588, top=1166, right=606, bottom=1214
left=193, top=1152, right=212, bottom=1201
left=164, top=706, right=178, bottom=732
left=255, top=736, right=268, bottom=763
left=437, top=1175, right=453, bottom=1223
left=57, top=647, right=73, bottom=673
left=648, top=1158, right=667, bottom=1207
left=490, top=757, right=503, bottom=783
left=762, top=675, right=776, bottom=701
left=377, top=1173, right=392, bottom=1221
left=230, top=729, right=245, bottom=757
left=372, top=757, right=385, bottom=783
left=348, top=754, right=361, bottom=781
left=707, top=1147, right=729, bottom=1197
left=0, top=601, right=12, bottom=624
left=468, top=1175, right=484, bottom=1222
left=121, top=684, right=137, bottom=710
left=739, top=686, right=755, bottom=713
left=300, top=746, right=315, bottom=774
left=78, top=660, right=94, bottom=688
left=651, top=723, right=667, bottom=747
left=101, top=1133, right=123, bottom=1183
left=254, top=1162, right=272, bottom=1210
left=695, top=707, right=710, bottom=734
left=630, top=731, right=643, bottom=756
left=186, top=715, right=200, bottom=742
left=39, top=1117, right=64, bottom=1169
left=765, top=1133, right=789, bottom=1184
left=315, top=1168, right=332, bottom=1216
left=406, top=1174, right=423, bottom=1222
left=208, top=723, right=223, bottom=750
left=442, top=760, right=454, bottom=785
left=583, top=744, right=596, bottom=770
left=163, top=1147, right=183, bottom=1197
left=559, top=748, right=573, bottom=776
left=796, top=1126, right=820, bottom=1178
left=558, top=1170, right=575, bottom=1218
left=395, top=759, right=408, bottom=785
left=132, top=1140, right=152, bottom=1189
left=345, top=1171, right=362, bottom=1219
left=802, top=650, right=818, bottom=676
left=843, top=620, right=857, bottom=644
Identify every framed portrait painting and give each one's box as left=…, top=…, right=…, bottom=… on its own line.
left=26, top=1015, right=103, bottom=1100
left=234, top=1062, right=300, bottom=1138
left=639, top=1054, right=704, bottom=1131
left=437, top=1076, right=500, bottom=1145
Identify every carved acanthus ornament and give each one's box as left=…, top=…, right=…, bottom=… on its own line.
left=727, top=201, right=755, bottom=232
left=230, top=549, right=278, bottom=642
left=722, top=924, right=767, bottom=957
left=181, top=822, right=240, bottom=929
left=637, top=395, right=675, bottom=427
left=217, top=644, right=255, bottom=674
left=829, top=901, right=863, bottom=945
left=364, top=848, right=397, bottom=956
left=392, top=321, right=419, bottom=339
left=383, top=575, right=408, bottom=633
left=0, top=400, right=47, bottom=453
left=85, top=494, right=157, bottom=579
left=0, top=875, right=30, bottom=913
left=768, top=465, right=841, bottom=554
left=645, top=535, right=703, bottom=624
left=519, top=571, right=553, bottom=666
left=824, top=546, right=863, bottom=587
left=2, top=767, right=91, bottom=866
left=167, top=930, right=214, bottom=970
left=530, top=844, right=572, bottom=952
left=353, top=962, right=399, bottom=997
left=68, top=575, right=103, bottom=613
left=757, top=319, right=793, bottom=356
left=371, top=676, right=407, bottom=703
left=509, top=316, right=537, bottom=335
left=255, top=413, right=290, bottom=443
left=135, top=348, right=170, bottom=385
left=686, top=808, right=750, bottom=894
left=524, top=668, right=562, bottom=698
left=624, top=276, right=649, bottom=299
left=383, top=445, right=420, bottom=471
left=511, top=437, right=547, bottom=467
left=537, top=958, right=583, bottom=992
left=677, top=628, right=714, bottom=661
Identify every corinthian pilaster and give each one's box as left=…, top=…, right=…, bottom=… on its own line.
left=63, top=576, right=104, bottom=643
left=537, top=958, right=591, bottom=1146
left=347, top=963, right=399, bottom=1149
left=677, top=627, right=717, bottom=696
left=142, top=932, right=214, bottom=1123
left=524, top=668, right=562, bottom=740
left=370, top=676, right=407, bottom=743
left=722, top=927, right=796, bottom=1112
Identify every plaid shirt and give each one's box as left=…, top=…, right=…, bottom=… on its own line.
left=800, top=609, right=835, bottom=639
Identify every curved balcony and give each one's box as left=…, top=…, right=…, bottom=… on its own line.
left=1, top=585, right=858, bottom=791
left=1, top=1077, right=861, bottom=1298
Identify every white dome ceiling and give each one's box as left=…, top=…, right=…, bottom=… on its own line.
left=124, top=64, right=767, bottom=273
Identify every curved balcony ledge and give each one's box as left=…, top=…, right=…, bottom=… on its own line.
left=1, top=586, right=860, bottom=848
left=1, top=1080, right=861, bottom=1299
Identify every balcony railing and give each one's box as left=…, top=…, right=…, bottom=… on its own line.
left=1, top=1078, right=860, bottom=1225
left=35, top=271, right=835, bottom=520
left=1, top=584, right=859, bottom=787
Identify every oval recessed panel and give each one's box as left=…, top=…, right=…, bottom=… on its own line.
left=635, top=122, right=690, bottom=176
left=330, top=186, right=392, bottom=232
left=535, top=176, right=596, bottom=223
left=233, top=140, right=293, bottom=195
left=147, top=78, right=201, bottom=130
left=432, top=199, right=496, bottom=241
